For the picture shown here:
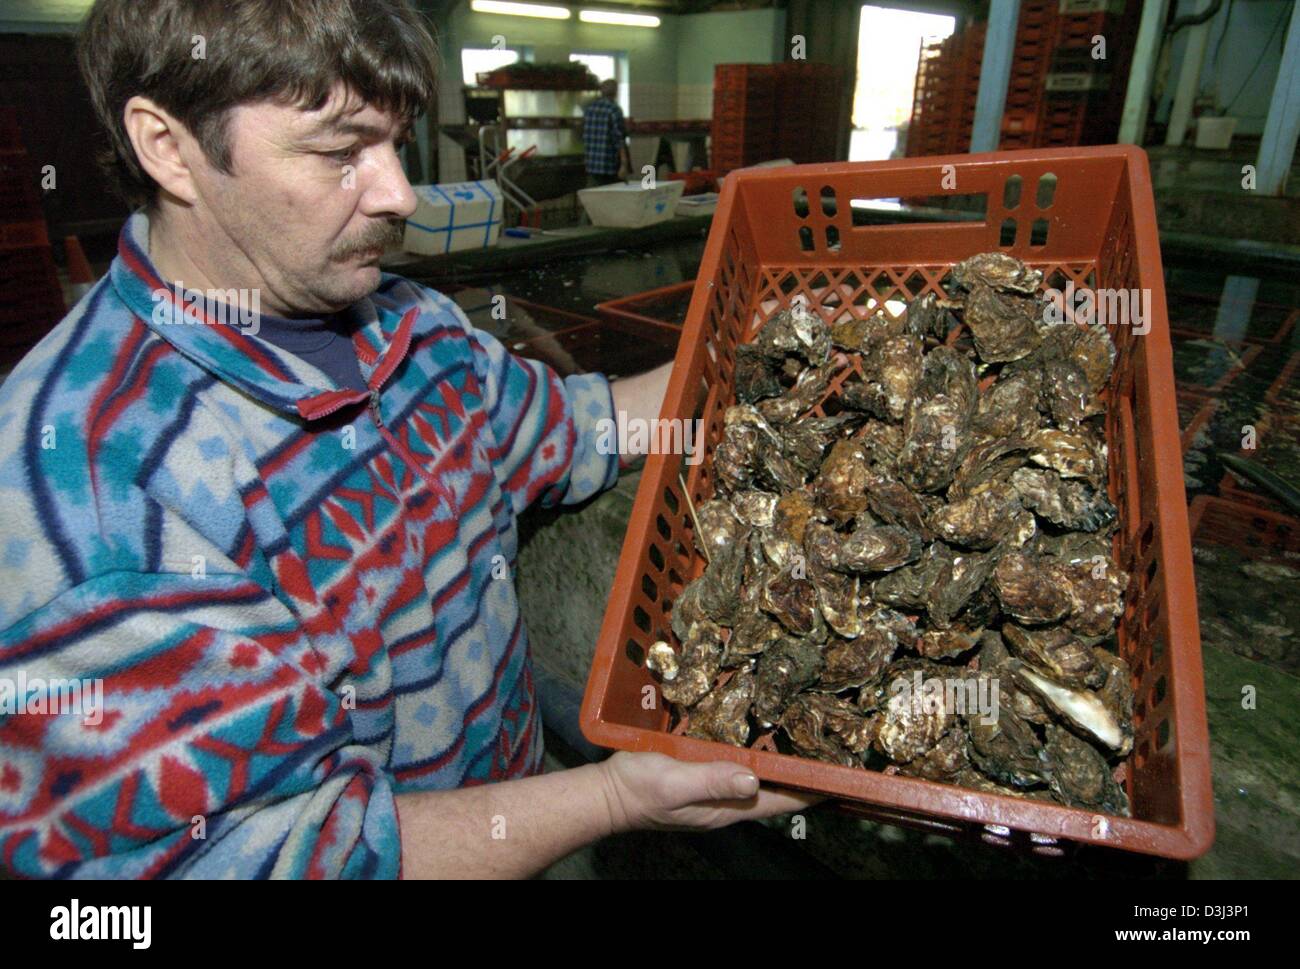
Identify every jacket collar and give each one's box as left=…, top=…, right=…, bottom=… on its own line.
left=109, top=210, right=416, bottom=420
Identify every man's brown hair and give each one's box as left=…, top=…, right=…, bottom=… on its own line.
left=77, top=0, right=438, bottom=208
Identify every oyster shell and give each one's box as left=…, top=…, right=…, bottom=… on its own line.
left=1010, top=660, right=1133, bottom=755
left=1041, top=724, right=1130, bottom=815
left=686, top=669, right=756, bottom=747
left=658, top=620, right=723, bottom=707
left=951, top=252, right=1045, bottom=295
left=964, top=282, right=1043, bottom=363
left=1011, top=466, right=1116, bottom=532
left=873, top=662, right=958, bottom=764
left=1002, top=622, right=1104, bottom=689
left=754, top=300, right=832, bottom=366
left=753, top=636, right=826, bottom=726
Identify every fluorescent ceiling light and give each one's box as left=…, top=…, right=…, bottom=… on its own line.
left=471, top=1, right=572, bottom=19
left=579, top=9, right=661, bottom=27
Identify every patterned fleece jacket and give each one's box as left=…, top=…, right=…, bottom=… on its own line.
left=0, top=211, right=619, bottom=878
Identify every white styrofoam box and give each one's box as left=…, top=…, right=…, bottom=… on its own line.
left=720, top=158, right=794, bottom=188
left=676, top=192, right=718, bottom=217
left=403, top=180, right=503, bottom=255
left=1195, top=116, right=1238, bottom=151
left=577, top=179, right=686, bottom=229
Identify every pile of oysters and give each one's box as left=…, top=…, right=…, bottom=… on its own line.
left=647, top=252, right=1135, bottom=816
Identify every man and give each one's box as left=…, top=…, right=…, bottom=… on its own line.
left=581, top=78, right=631, bottom=187
left=0, top=0, right=812, bottom=879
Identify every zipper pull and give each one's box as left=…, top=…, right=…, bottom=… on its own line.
left=368, top=389, right=383, bottom=426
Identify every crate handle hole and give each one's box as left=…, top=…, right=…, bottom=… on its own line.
left=1003, top=174, right=1022, bottom=209
left=999, top=218, right=1017, bottom=247
left=1036, top=172, right=1058, bottom=208
left=1030, top=218, right=1050, bottom=247
left=798, top=225, right=814, bottom=252
left=792, top=186, right=809, bottom=219
left=820, top=185, right=837, bottom=217
left=625, top=638, right=646, bottom=667
left=633, top=606, right=651, bottom=634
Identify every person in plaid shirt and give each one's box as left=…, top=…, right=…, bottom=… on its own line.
left=581, top=79, right=630, bottom=186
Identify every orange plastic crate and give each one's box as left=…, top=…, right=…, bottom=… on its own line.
left=581, top=146, right=1213, bottom=860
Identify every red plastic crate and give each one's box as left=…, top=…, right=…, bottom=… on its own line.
left=1189, top=495, right=1300, bottom=561
left=581, top=147, right=1214, bottom=860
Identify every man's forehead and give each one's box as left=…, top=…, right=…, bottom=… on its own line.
left=299, top=95, right=406, bottom=137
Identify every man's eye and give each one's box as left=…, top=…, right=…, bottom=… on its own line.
left=324, top=145, right=360, bottom=163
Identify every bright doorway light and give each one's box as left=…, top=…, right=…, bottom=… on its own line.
left=463, top=47, right=521, bottom=87
left=849, top=4, right=955, bottom=161
left=579, top=9, right=661, bottom=27
left=471, top=1, right=571, bottom=19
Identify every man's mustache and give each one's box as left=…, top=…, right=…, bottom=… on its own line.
left=333, top=220, right=404, bottom=259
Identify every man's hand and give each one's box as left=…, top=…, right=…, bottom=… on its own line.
left=597, top=750, right=822, bottom=833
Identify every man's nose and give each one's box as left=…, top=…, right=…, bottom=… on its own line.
left=361, top=143, right=418, bottom=221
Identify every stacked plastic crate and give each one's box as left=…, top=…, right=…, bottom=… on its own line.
left=905, top=24, right=986, bottom=156
left=906, top=38, right=951, bottom=157
left=1000, top=0, right=1060, bottom=148
left=1039, top=0, right=1132, bottom=146
left=710, top=64, right=777, bottom=174
left=0, top=108, right=64, bottom=369
left=946, top=23, right=987, bottom=153
left=773, top=62, right=848, bottom=164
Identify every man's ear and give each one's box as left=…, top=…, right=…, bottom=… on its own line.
left=122, top=95, right=203, bottom=205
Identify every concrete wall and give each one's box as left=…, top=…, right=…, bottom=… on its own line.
left=675, top=8, right=787, bottom=118
left=1156, top=0, right=1293, bottom=138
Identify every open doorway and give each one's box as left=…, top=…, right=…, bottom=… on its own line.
left=850, top=4, right=956, bottom=161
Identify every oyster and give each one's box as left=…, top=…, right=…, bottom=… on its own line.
left=964, top=282, right=1043, bottom=363
left=758, top=360, right=838, bottom=425
left=735, top=343, right=783, bottom=404
left=817, top=624, right=900, bottom=692
left=781, top=693, right=878, bottom=766
left=722, top=608, right=784, bottom=666
left=1041, top=724, right=1130, bottom=815
left=806, top=521, right=923, bottom=574
left=694, top=497, right=743, bottom=559
left=781, top=413, right=859, bottom=475
left=754, top=300, right=832, bottom=366
left=965, top=672, right=1048, bottom=787
left=900, top=722, right=971, bottom=781
left=730, top=488, right=779, bottom=528
left=814, top=438, right=874, bottom=525
left=1026, top=427, right=1105, bottom=483
left=645, top=640, right=679, bottom=681
left=951, top=252, right=1045, bottom=295
left=854, top=334, right=924, bottom=422
left=873, top=662, right=957, bottom=764
left=761, top=562, right=823, bottom=637
left=898, top=395, right=971, bottom=493
left=991, top=550, right=1073, bottom=625
left=1010, top=660, right=1133, bottom=755
left=658, top=250, right=1135, bottom=816
left=1058, top=553, right=1128, bottom=638
left=1002, top=622, right=1104, bottom=689
left=902, top=291, right=955, bottom=341
left=930, top=486, right=1032, bottom=550
left=658, top=620, right=723, bottom=707
left=972, top=371, right=1042, bottom=439
left=1011, top=466, right=1116, bottom=532
left=686, top=669, right=755, bottom=747
left=753, top=636, right=825, bottom=726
